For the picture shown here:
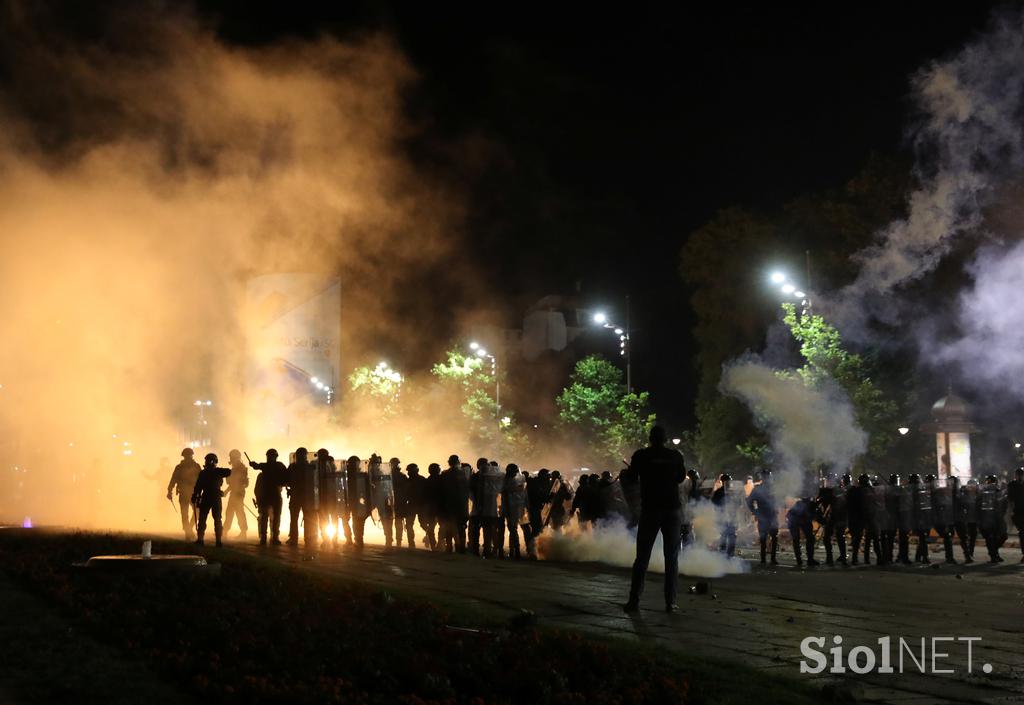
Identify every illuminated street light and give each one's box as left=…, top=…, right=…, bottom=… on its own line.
left=590, top=300, right=632, bottom=393
left=468, top=342, right=501, bottom=429
left=793, top=290, right=806, bottom=299
left=310, top=376, right=319, bottom=384
left=770, top=271, right=786, bottom=284
left=672, top=438, right=681, bottom=446
left=781, top=283, right=796, bottom=294
left=1015, top=442, right=1021, bottom=449
left=898, top=427, right=910, bottom=436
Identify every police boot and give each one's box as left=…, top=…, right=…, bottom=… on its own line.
left=770, top=538, right=778, bottom=565
left=759, top=540, right=767, bottom=565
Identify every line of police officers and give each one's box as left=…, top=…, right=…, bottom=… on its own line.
left=166, top=446, right=591, bottom=556
left=699, top=468, right=1024, bottom=567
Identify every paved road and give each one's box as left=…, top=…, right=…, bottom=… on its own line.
left=228, top=537, right=1024, bottom=705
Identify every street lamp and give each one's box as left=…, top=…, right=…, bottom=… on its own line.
left=898, top=427, right=910, bottom=436
left=469, top=343, right=500, bottom=429
left=591, top=297, right=632, bottom=394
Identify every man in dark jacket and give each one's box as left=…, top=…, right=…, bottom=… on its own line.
left=191, top=452, right=231, bottom=547
left=622, top=426, right=686, bottom=613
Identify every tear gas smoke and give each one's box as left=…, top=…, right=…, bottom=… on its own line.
left=0, top=4, right=470, bottom=532
left=929, top=240, right=1024, bottom=399
left=835, top=9, right=1024, bottom=333
left=539, top=504, right=748, bottom=579
left=720, top=357, right=866, bottom=500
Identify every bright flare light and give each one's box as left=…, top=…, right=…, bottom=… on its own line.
left=781, top=283, right=796, bottom=294
left=469, top=341, right=480, bottom=350
left=794, top=290, right=806, bottom=298
left=593, top=312, right=607, bottom=324
left=770, top=271, right=786, bottom=284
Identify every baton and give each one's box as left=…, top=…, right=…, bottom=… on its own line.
left=244, top=451, right=253, bottom=465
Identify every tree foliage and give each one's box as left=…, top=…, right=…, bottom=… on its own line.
left=348, top=362, right=404, bottom=421
left=556, top=355, right=656, bottom=466
left=782, top=303, right=899, bottom=466
left=431, top=349, right=532, bottom=458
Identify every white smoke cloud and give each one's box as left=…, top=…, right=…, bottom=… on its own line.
left=930, top=240, right=1024, bottom=397
left=720, top=357, right=866, bottom=499
left=539, top=506, right=748, bottom=579
left=835, top=10, right=1024, bottom=329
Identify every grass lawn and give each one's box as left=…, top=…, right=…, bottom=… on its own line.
left=0, top=529, right=828, bottom=705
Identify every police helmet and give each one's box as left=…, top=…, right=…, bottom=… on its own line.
left=506, top=463, right=519, bottom=475
left=841, top=473, right=852, bottom=486
left=908, top=473, right=921, bottom=484
left=986, top=474, right=998, bottom=484
left=182, top=447, right=194, bottom=458
left=719, top=473, right=732, bottom=483
left=346, top=455, right=361, bottom=467
left=925, top=473, right=936, bottom=483
left=761, top=469, right=773, bottom=483
left=858, top=473, right=870, bottom=486
left=889, top=473, right=900, bottom=486
left=204, top=452, right=218, bottom=464
left=266, top=448, right=279, bottom=458
left=390, top=457, right=401, bottom=466
left=295, top=447, right=308, bottom=458
left=967, top=478, right=979, bottom=486
left=317, top=448, right=330, bottom=459
left=407, top=463, right=420, bottom=475
left=428, top=462, right=441, bottom=475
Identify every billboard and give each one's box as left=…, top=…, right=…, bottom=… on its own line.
left=245, top=274, right=341, bottom=429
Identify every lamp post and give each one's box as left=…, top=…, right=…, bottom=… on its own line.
left=768, top=269, right=811, bottom=313
left=470, top=342, right=500, bottom=428
left=592, top=295, right=632, bottom=394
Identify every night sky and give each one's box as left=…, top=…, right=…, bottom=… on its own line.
left=207, top=1, right=998, bottom=430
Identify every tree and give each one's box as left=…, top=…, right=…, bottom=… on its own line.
left=430, top=349, right=532, bottom=458
left=782, top=303, right=899, bottom=466
left=556, top=355, right=656, bottom=466
left=348, top=362, right=404, bottom=421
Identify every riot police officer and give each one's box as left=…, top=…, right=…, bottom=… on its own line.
left=396, top=463, right=421, bottom=549
left=931, top=474, right=957, bottom=564
left=786, top=495, right=819, bottom=567
left=166, top=447, right=201, bottom=541
left=223, top=449, right=249, bottom=540
left=712, top=473, right=740, bottom=558
left=979, top=474, right=1006, bottom=563
left=474, top=459, right=505, bottom=557
left=191, top=452, right=231, bottom=547
left=287, top=447, right=319, bottom=549
left=909, top=473, right=932, bottom=563
left=957, top=478, right=980, bottom=563
left=501, top=463, right=533, bottom=559
left=871, top=476, right=893, bottom=565
left=848, top=474, right=876, bottom=565
left=420, top=463, right=442, bottom=550
left=1008, top=467, right=1024, bottom=563
left=369, top=454, right=395, bottom=547
left=818, top=473, right=849, bottom=566
left=440, top=455, right=470, bottom=553
left=468, top=458, right=488, bottom=555
left=746, top=470, right=779, bottom=565
left=315, top=449, right=342, bottom=548
left=250, top=448, right=287, bottom=546
left=346, top=456, right=371, bottom=548
left=892, top=474, right=914, bottom=565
